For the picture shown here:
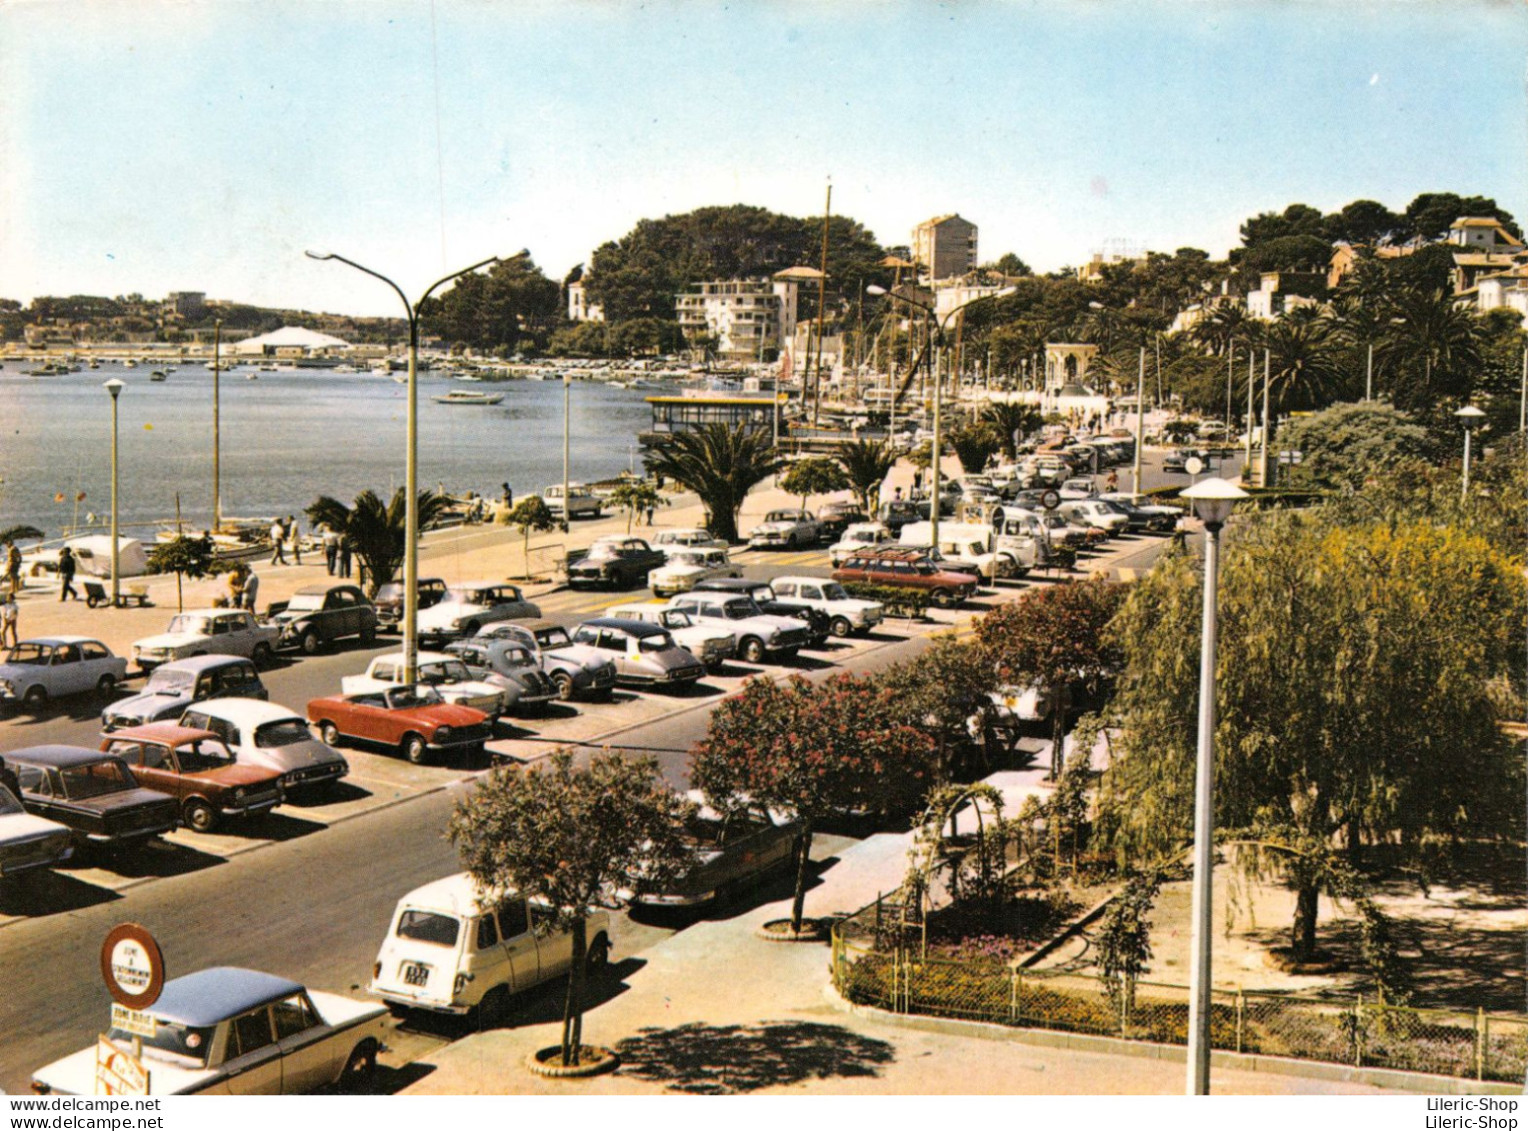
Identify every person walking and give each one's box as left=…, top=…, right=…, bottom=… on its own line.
left=1104, top=469, right=1119, bottom=493
left=57, top=546, right=78, bottom=602
left=0, top=588, right=17, bottom=648
left=287, top=516, right=302, bottom=565
left=337, top=534, right=352, bottom=579
left=322, top=525, right=340, bottom=575
left=269, top=518, right=288, bottom=566
left=4, top=541, right=21, bottom=595
left=239, top=567, right=260, bottom=613
left=0, top=756, right=20, bottom=800
left=225, top=566, right=245, bottom=609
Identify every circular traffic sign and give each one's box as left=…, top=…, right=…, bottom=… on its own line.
left=1040, top=489, right=1061, bottom=511
left=100, top=923, right=165, bottom=1010
left=1184, top=456, right=1205, bottom=476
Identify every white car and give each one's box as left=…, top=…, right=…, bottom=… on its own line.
left=177, top=699, right=349, bottom=792
left=542, top=483, right=602, bottom=520
left=666, top=594, right=811, bottom=664
left=341, top=652, right=506, bottom=717
left=131, top=608, right=282, bottom=672
left=606, top=602, right=737, bottom=671
left=648, top=548, right=740, bottom=597
left=416, top=582, right=542, bottom=643
left=767, top=576, right=884, bottom=638
left=1059, top=499, right=1129, bottom=536
left=747, top=509, right=823, bottom=549
left=0, top=785, right=73, bottom=878
left=829, top=522, right=895, bottom=566
left=652, top=527, right=728, bottom=553
left=369, top=872, right=612, bottom=1023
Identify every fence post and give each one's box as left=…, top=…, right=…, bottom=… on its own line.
left=874, top=891, right=882, bottom=940
left=1354, top=994, right=1363, bottom=1068
left=1235, top=990, right=1245, bottom=1054
left=1476, top=1008, right=1485, bottom=1082
left=1009, top=967, right=1019, bottom=1022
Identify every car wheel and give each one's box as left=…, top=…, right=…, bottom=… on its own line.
left=740, top=636, right=766, bottom=664
left=585, top=936, right=610, bottom=976
left=930, top=588, right=955, bottom=608
left=300, top=630, right=321, bottom=656
left=830, top=617, right=853, bottom=638
left=786, top=533, right=798, bottom=549
left=182, top=797, right=216, bottom=834
left=22, top=685, right=46, bottom=709
left=552, top=671, right=575, bottom=700
left=401, top=733, right=428, bottom=764
left=475, top=985, right=511, bottom=1031
left=339, top=1039, right=379, bottom=1091
left=319, top=720, right=342, bottom=747
left=252, top=642, right=274, bottom=669
left=96, top=673, right=118, bottom=697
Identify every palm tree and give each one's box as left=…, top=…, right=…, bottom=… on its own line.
left=835, top=439, right=897, bottom=513
left=643, top=424, right=781, bottom=543
left=980, top=400, right=1042, bottom=460
left=1261, top=308, right=1352, bottom=416
left=1380, top=287, right=1483, bottom=413
left=305, top=488, right=453, bottom=597
left=1191, top=303, right=1254, bottom=358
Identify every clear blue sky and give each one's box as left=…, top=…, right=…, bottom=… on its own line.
left=2, top=0, right=1524, bottom=316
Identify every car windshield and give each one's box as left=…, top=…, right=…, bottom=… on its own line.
left=285, top=594, right=324, bottom=612
left=387, top=687, right=442, bottom=709
left=167, top=616, right=211, bottom=635
left=146, top=668, right=196, bottom=693
left=254, top=719, right=313, bottom=747
left=538, top=628, right=572, bottom=648
left=670, top=552, right=704, bottom=566
left=722, top=601, right=760, bottom=620
left=638, top=633, right=676, bottom=653
left=0, top=788, right=22, bottom=815
left=58, top=760, right=135, bottom=799
left=820, top=583, right=850, bottom=600
left=4, top=644, right=49, bottom=666
left=765, top=512, right=796, bottom=522
left=109, top=1020, right=216, bottom=1067
left=396, top=909, right=460, bottom=947
left=421, top=661, right=474, bottom=684
left=660, top=611, right=693, bottom=629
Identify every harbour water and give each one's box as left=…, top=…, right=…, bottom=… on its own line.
left=0, top=361, right=655, bottom=541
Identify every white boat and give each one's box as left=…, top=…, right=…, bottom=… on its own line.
left=124, top=359, right=138, bottom=368
left=432, top=389, right=504, bottom=405
left=246, top=372, right=259, bottom=381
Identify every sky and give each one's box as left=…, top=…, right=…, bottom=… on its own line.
left=1, top=0, right=1525, bottom=317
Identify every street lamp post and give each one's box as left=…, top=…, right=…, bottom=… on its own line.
left=306, top=249, right=522, bottom=682
left=212, top=320, right=222, bottom=532
left=104, top=378, right=125, bottom=607
left=562, top=370, right=572, bottom=534
left=868, top=284, right=1014, bottom=548
left=1455, top=405, right=1485, bottom=498
left=1179, top=476, right=1248, bottom=1096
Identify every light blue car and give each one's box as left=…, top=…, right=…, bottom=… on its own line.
left=0, top=636, right=129, bottom=713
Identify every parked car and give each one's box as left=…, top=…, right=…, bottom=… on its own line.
left=876, top=500, right=924, bottom=535
left=103, top=655, right=267, bottom=732
left=542, top=482, right=602, bottom=520
left=569, top=619, right=706, bottom=688
left=99, top=724, right=285, bottom=832
left=442, top=639, right=560, bottom=716
left=267, top=585, right=378, bottom=655
left=816, top=501, right=868, bottom=541
left=30, top=966, right=389, bottom=1095
left=987, top=683, right=1060, bottom=728
left=831, top=548, right=980, bottom=608
left=688, top=578, right=831, bottom=647
left=648, top=547, right=741, bottom=598
left=651, top=527, right=727, bottom=553
left=897, top=521, right=1021, bottom=582
left=6, top=746, right=179, bottom=848
left=0, top=785, right=74, bottom=879
left=479, top=621, right=618, bottom=701
left=829, top=521, right=895, bottom=566
left=635, top=793, right=803, bottom=907
left=1098, top=492, right=1181, bottom=533
left=372, top=577, right=449, bottom=632
left=567, top=536, right=668, bottom=589
left=768, top=576, right=884, bottom=637
left=368, top=873, right=611, bottom=1023
left=604, top=603, right=736, bottom=672
left=0, top=637, right=129, bottom=714
left=666, top=593, right=810, bottom=664
left=178, top=699, right=350, bottom=793
left=1058, top=499, right=1130, bottom=536
left=341, top=652, right=507, bottom=718
left=131, top=609, right=281, bottom=672
left=416, top=582, right=541, bottom=644
left=747, top=509, right=823, bottom=549
left=307, top=686, right=492, bottom=765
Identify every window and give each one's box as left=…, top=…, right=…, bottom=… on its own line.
left=496, top=899, right=529, bottom=939
left=252, top=719, right=307, bottom=747
left=272, top=994, right=317, bottom=1040
left=773, top=583, right=795, bottom=597
left=210, top=619, right=230, bottom=636
left=16, top=766, right=48, bottom=795
left=141, top=745, right=170, bottom=771
left=220, top=665, right=256, bottom=692
left=396, top=910, right=461, bottom=947
left=572, top=627, right=600, bottom=647
left=178, top=740, right=232, bottom=774
left=53, top=645, right=81, bottom=665
left=597, top=630, right=627, bottom=652
left=80, top=642, right=110, bottom=661
left=374, top=663, right=397, bottom=682
left=475, top=915, right=499, bottom=950
left=228, top=1009, right=275, bottom=1059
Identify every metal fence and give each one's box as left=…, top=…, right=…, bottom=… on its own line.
left=832, top=895, right=1528, bottom=1084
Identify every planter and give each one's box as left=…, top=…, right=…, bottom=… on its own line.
left=756, top=917, right=831, bottom=942
left=525, top=1045, right=620, bottom=1078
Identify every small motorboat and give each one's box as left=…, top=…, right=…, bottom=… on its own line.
left=432, top=389, right=504, bottom=406
left=149, top=370, right=168, bottom=382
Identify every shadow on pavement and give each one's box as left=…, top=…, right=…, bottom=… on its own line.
left=95, top=838, right=224, bottom=879
left=283, top=781, right=373, bottom=809
left=0, top=870, right=122, bottom=917
left=613, top=1020, right=896, bottom=1094
left=236, top=810, right=328, bottom=841
left=357, top=1061, right=436, bottom=1096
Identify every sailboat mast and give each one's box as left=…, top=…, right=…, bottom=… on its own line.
left=812, top=179, right=831, bottom=429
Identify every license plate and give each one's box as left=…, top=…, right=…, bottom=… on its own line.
left=401, top=962, right=430, bottom=987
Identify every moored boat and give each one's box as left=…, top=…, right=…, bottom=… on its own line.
left=432, top=389, right=504, bottom=406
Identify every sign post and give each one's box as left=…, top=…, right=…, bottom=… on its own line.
left=98, top=923, right=165, bottom=1097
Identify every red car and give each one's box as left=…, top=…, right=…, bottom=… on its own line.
left=99, top=724, right=285, bottom=832
left=306, top=686, right=491, bottom=765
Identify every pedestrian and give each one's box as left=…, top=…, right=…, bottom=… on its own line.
left=269, top=518, right=288, bottom=566
left=0, top=588, right=17, bottom=649
left=913, top=468, right=924, bottom=493
left=501, top=482, right=514, bottom=509
left=4, top=540, right=20, bottom=595
left=1105, top=470, right=1119, bottom=493
left=338, top=535, right=353, bottom=579
left=644, top=499, right=656, bottom=525
left=57, top=545, right=78, bottom=602
left=322, top=525, right=340, bottom=575
left=240, top=567, right=260, bottom=613
left=0, top=755, right=20, bottom=800
left=287, top=516, right=302, bottom=566
left=893, top=486, right=904, bottom=502
left=224, top=566, right=244, bottom=609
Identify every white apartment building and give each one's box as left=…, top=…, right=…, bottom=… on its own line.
left=674, top=267, right=821, bottom=358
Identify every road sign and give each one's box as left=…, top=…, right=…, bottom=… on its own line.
left=1278, top=450, right=1304, bottom=465
left=1040, top=489, right=1061, bottom=511
left=95, top=1035, right=150, bottom=1096
left=1183, top=456, right=1204, bottom=476
left=100, top=923, right=165, bottom=1010
left=110, top=1003, right=158, bottom=1038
